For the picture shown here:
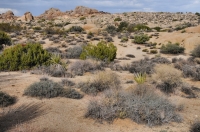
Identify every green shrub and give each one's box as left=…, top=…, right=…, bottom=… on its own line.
left=85, top=85, right=182, bottom=126
left=0, top=23, right=22, bottom=32
left=80, top=41, right=117, bottom=62
left=0, top=91, right=16, bottom=107
left=191, top=44, right=200, bottom=57
left=0, top=43, right=51, bottom=71
left=117, top=21, right=129, bottom=32
left=150, top=49, right=158, bottom=54
left=0, top=31, right=11, bottom=50
left=133, top=34, right=149, bottom=44
left=127, top=24, right=151, bottom=32
left=68, top=26, right=84, bottom=32
left=153, top=27, right=162, bottom=32
left=24, top=80, right=83, bottom=99
left=160, top=43, right=185, bottom=54
left=114, top=17, right=122, bottom=21
left=105, top=25, right=116, bottom=34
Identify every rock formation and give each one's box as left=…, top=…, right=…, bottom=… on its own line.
left=1, top=10, right=15, bottom=20
left=71, top=6, right=98, bottom=16
left=17, top=12, right=34, bottom=21
left=39, top=8, right=66, bottom=19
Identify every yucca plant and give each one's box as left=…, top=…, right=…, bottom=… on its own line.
left=48, top=53, right=67, bottom=77
left=133, top=73, right=146, bottom=84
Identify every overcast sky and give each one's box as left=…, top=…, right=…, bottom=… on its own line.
left=0, top=0, right=200, bottom=16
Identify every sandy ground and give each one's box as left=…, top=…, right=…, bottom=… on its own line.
left=0, top=71, right=200, bottom=132
left=1, top=21, right=200, bottom=132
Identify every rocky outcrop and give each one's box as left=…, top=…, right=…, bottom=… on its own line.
left=1, top=11, right=15, bottom=20
left=72, top=6, right=98, bottom=16
left=39, top=8, right=66, bottom=19
left=17, top=12, right=34, bottom=21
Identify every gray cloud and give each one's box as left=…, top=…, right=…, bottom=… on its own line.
left=0, top=0, right=199, bottom=16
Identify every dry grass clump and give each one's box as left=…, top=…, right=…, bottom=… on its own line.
left=85, top=85, right=182, bottom=126
left=152, top=64, right=182, bottom=94
left=79, top=71, right=121, bottom=95
left=67, top=59, right=103, bottom=77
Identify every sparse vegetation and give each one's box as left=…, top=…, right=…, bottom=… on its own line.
left=68, top=26, right=84, bottom=32
left=0, top=91, right=16, bottom=107
left=80, top=41, right=117, bottom=62
left=152, top=64, right=182, bottom=94
left=85, top=85, right=182, bottom=126
left=79, top=71, right=120, bottom=95
left=160, top=43, right=185, bottom=54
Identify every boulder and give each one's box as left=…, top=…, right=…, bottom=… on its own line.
left=71, top=6, right=98, bottom=16
left=18, top=12, right=34, bottom=21
left=39, top=8, right=66, bottom=19
left=1, top=11, right=15, bottom=20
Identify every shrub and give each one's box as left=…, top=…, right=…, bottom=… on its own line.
left=80, top=71, right=120, bottom=95
left=65, top=46, right=83, bottom=59
left=150, top=49, right=158, bottom=54
left=0, top=31, right=11, bottom=50
left=47, top=53, right=66, bottom=77
left=129, top=58, right=155, bottom=74
left=133, top=34, right=149, bottom=44
left=117, top=21, right=129, bottom=32
left=61, top=79, right=75, bottom=87
left=24, top=80, right=83, bottom=99
left=127, top=24, right=151, bottom=32
left=152, top=64, right=182, bottom=94
left=0, top=23, right=22, bottom=32
left=160, top=43, right=185, bottom=54
left=105, top=25, right=117, bottom=34
left=85, top=85, right=182, bottom=126
left=0, top=91, right=16, bottom=107
left=68, top=26, right=84, bottom=32
left=80, top=41, right=117, bottom=62
left=191, top=44, right=200, bottom=57
left=190, top=121, right=200, bottom=132
left=114, top=17, right=122, bottom=21
left=0, top=43, right=51, bottom=71
left=67, top=59, right=103, bottom=77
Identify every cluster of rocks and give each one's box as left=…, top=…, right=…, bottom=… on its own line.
left=0, top=11, right=15, bottom=20
left=38, top=8, right=66, bottom=20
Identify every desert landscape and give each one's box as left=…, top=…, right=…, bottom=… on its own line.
left=0, top=5, right=200, bottom=132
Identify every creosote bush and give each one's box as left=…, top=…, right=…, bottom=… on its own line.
left=80, top=41, right=117, bottom=62
left=0, top=31, right=11, bottom=50
left=85, top=85, right=182, bottom=126
left=133, top=34, right=149, bottom=44
left=24, top=80, right=83, bottom=99
left=105, top=25, right=117, bottom=34
left=160, top=43, right=185, bottom=54
left=152, top=64, right=182, bottom=94
left=191, top=44, right=200, bottom=57
left=79, top=71, right=120, bottom=95
left=0, top=43, right=51, bottom=71
left=68, top=26, right=84, bottom=33
left=0, top=91, right=16, bottom=107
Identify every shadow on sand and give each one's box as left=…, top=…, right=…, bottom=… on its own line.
left=0, top=102, right=47, bottom=132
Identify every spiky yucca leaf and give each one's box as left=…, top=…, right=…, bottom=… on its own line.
left=134, top=73, right=146, bottom=84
